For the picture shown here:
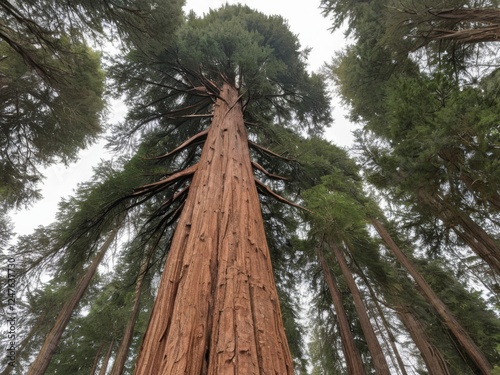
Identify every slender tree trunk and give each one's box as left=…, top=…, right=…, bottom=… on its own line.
left=418, top=190, right=500, bottom=273
left=90, top=341, right=106, bottom=375
left=0, top=319, right=42, bottom=375
left=135, top=82, right=293, bottom=374
left=317, top=248, right=366, bottom=375
left=329, top=241, right=391, bottom=375
left=396, top=307, right=450, bottom=375
left=367, top=303, right=400, bottom=374
left=27, top=227, right=119, bottom=375
left=99, top=339, right=115, bottom=375
left=371, top=218, right=492, bottom=374
left=354, top=266, right=408, bottom=375
left=110, top=257, right=149, bottom=375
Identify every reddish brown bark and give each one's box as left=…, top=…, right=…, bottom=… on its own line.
left=28, top=227, right=119, bottom=375
left=418, top=190, right=500, bottom=273
left=396, top=307, right=450, bottom=375
left=90, top=341, right=105, bottom=375
left=99, top=339, right=115, bottom=375
left=134, top=83, right=293, bottom=374
left=317, top=249, right=366, bottom=375
left=355, top=266, right=408, bottom=375
left=371, top=218, right=492, bottom=374
left=329, top=241, right=391, bottom=375
left=110, top=257, right=149, bottom=375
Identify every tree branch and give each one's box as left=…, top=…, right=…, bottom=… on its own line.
left=255, top=179, right=311, bottom=213
left=132, top=163, right=198, bottom=196
left=248, top=140, right=295, bottom=161
left=146, top=130, right=209, bottom=160
left=252, top=161, right=288, bottom=181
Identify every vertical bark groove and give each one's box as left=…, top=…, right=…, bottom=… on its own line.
left=135, top=83, right=293, bottom=374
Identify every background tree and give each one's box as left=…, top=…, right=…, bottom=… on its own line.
left=323, top=0, right=500, bottom=282
left=0, top=0, right=184, bottom=209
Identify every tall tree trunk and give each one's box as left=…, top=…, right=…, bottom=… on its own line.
left=366, top=302, right=400, bottom=374
left=317, top=248, right=366, bottom=375
left=0, top=318, right=42, bottom=375
left=134, top=82, right=293, bottom=374
left=396, top=307, right=450, bottom=375
left=27, top=227, right=119, bottom=375
left=418, top=190, right=500, bottom=273
left=90, top=341, right=106, bottom=375
left=371, top=218, right=492, bottom=374
left=329, top=241, right=391, bottom=375
left=99, top=339, right=115, bottom=375
left=354, top=265, right=408, bottom=375
left=110, top=256, right=149, bottom=375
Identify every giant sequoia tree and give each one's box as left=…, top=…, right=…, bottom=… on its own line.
left=13, top=4, right=330, bottom=374
left=125, top=6, right=330, bottom=373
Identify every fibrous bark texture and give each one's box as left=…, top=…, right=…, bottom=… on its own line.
left=135, top=83, right=293, bottom=374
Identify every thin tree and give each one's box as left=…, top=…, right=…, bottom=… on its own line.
left=27, top=227, right=119, bottom=375
left=328, top=240, right=391, bottom=375
left=395, top=307, right=450, bottom=375
left=371, top=217, right=493, bottom=374
left=317, top=243, right=366, bottom=375
left=98, top=339, right=115, bottom=375
left=110, top=253, right=150, bottom=375
left=353, top=263, right=409, bottom=375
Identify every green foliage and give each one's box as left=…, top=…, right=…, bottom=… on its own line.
left=0, top=0, right=185, bottom=210
left=0, top=40, right=105, bottom=209
left=112, top=4, right=332, bottom=144
left=11, top=1, right=499, bottom=373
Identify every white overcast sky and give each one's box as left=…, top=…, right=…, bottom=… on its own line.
left=11, top=0, right=354, bottom=236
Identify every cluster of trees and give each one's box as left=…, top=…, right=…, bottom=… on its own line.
left=1, top=0, right=498, bottom=374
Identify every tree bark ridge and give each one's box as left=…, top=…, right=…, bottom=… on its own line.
left=134, top=82, right=293, bottom=374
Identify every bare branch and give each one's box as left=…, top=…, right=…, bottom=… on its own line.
left=252, top=161, right=288, bottom=181
left=132, top=163, right=198, bottom=196
left=255, top=179, right=311, bottom=213
left=248, top=140, right=295, bottom=161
